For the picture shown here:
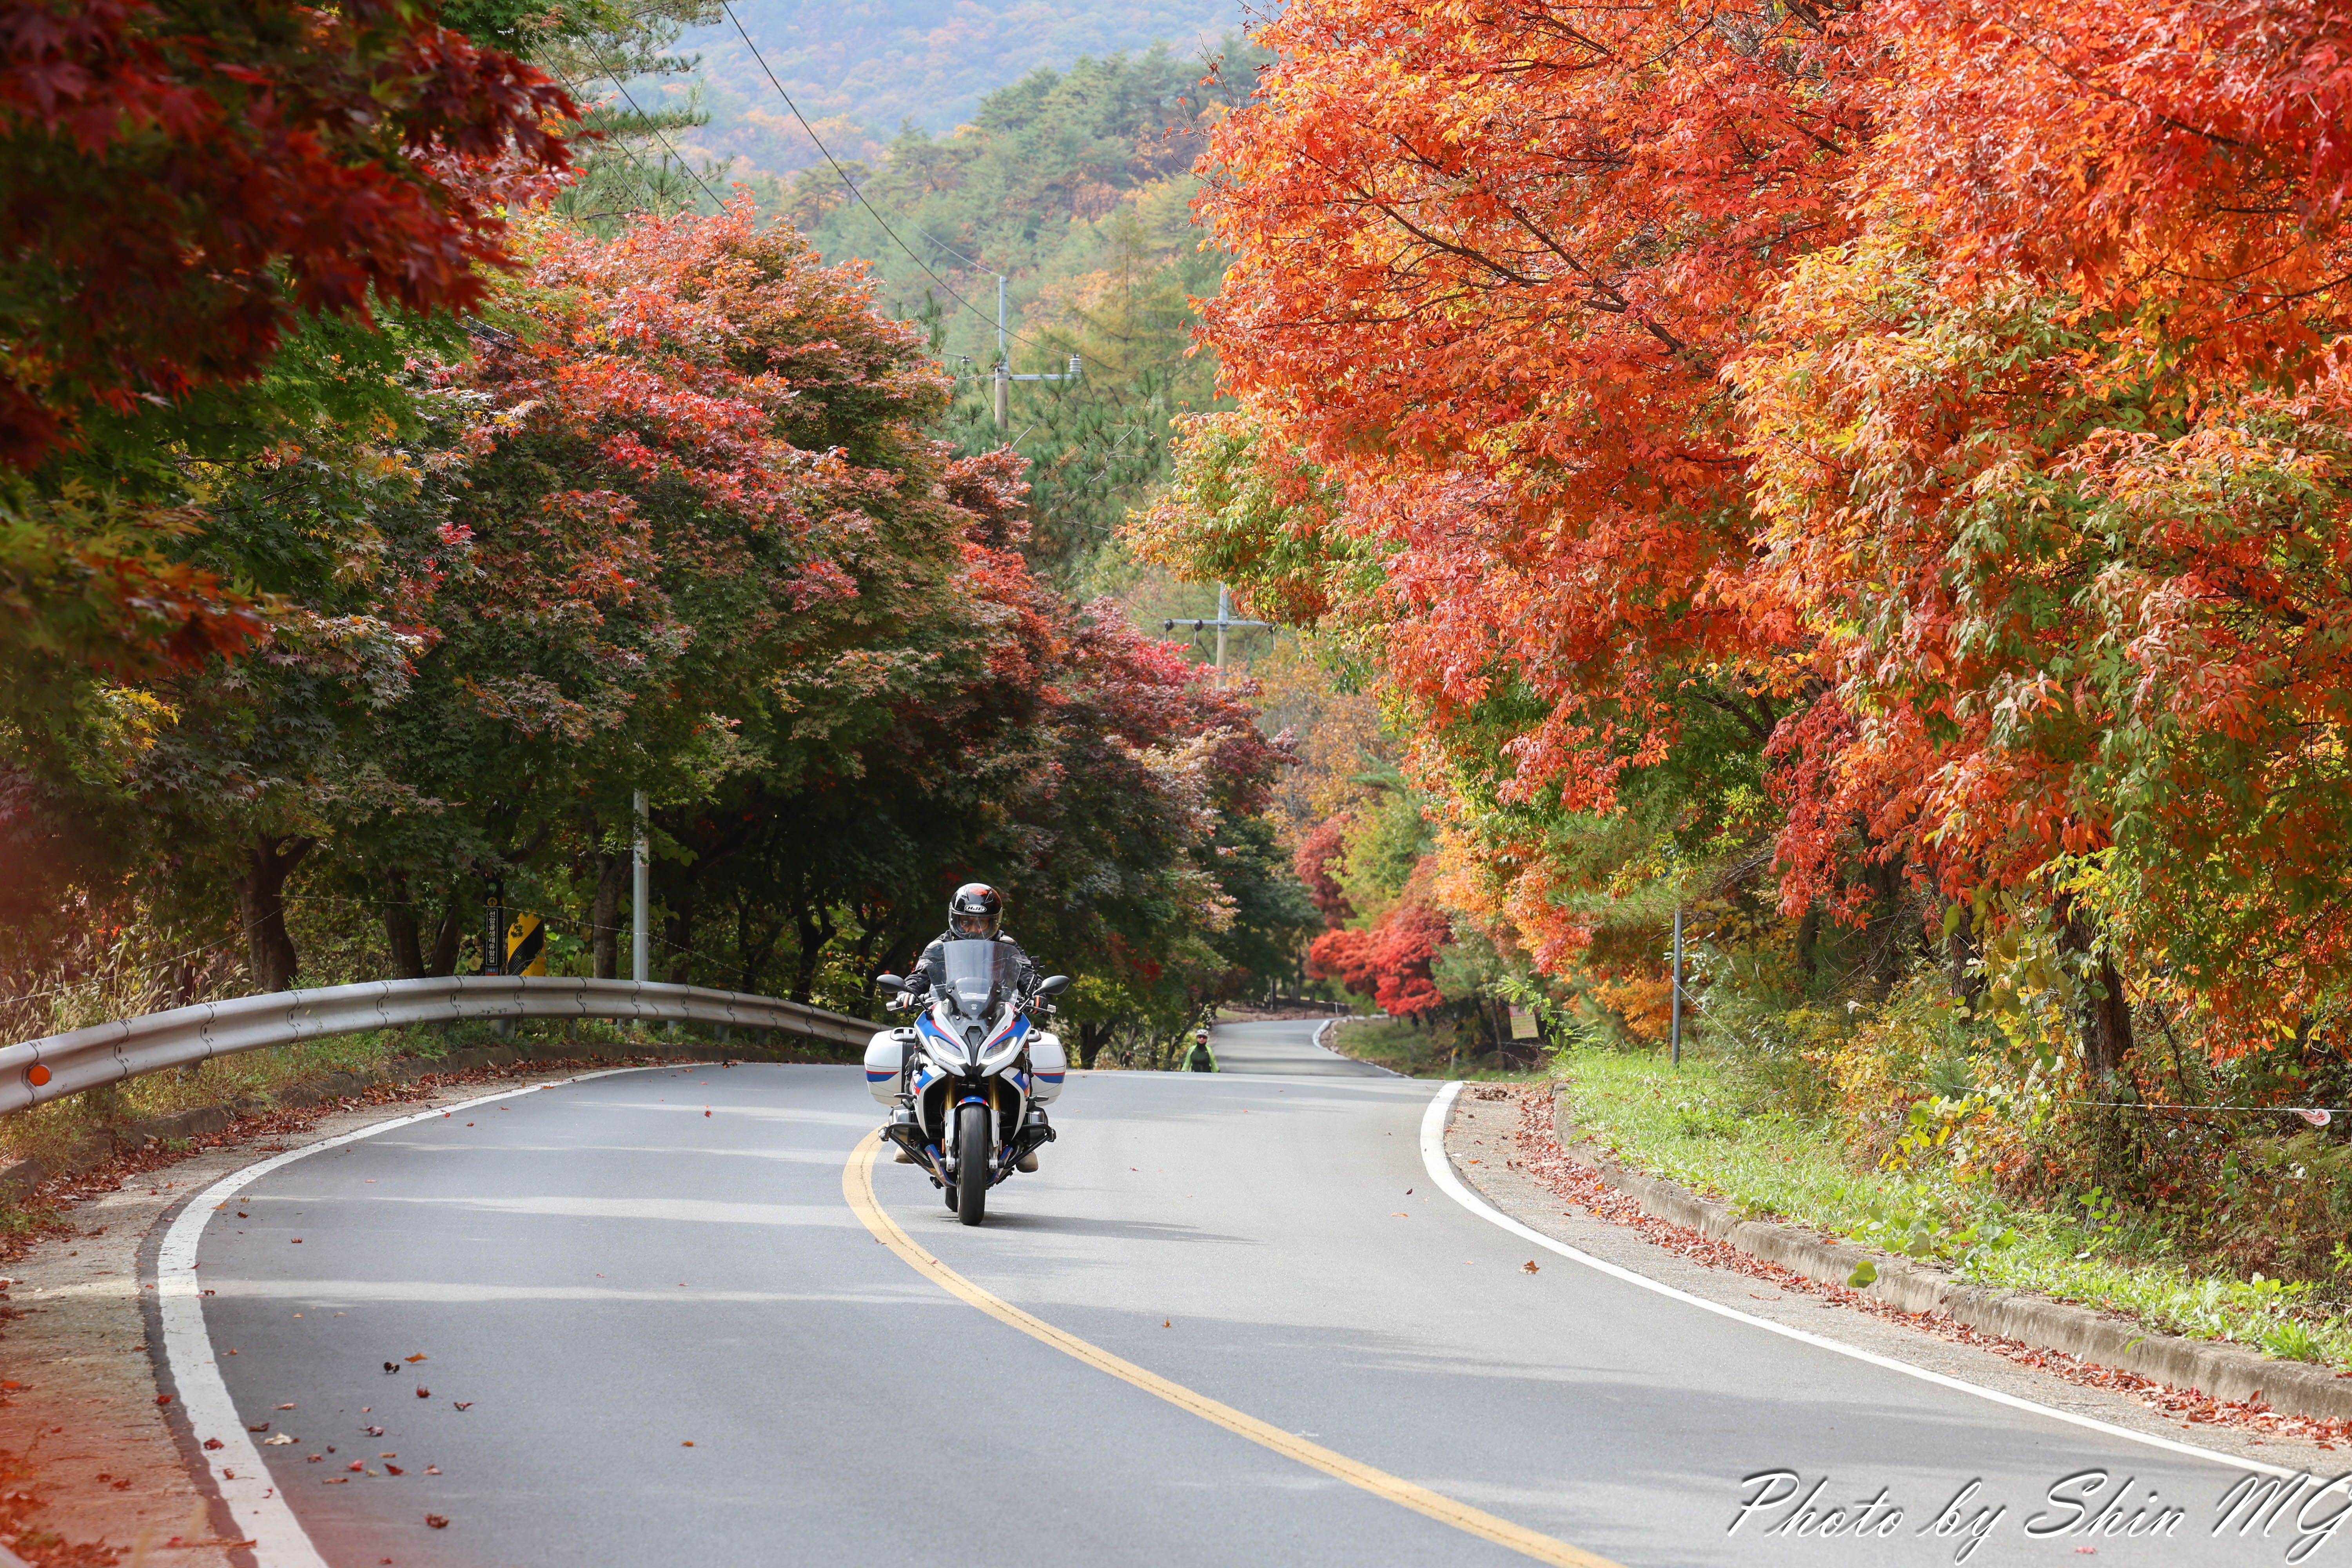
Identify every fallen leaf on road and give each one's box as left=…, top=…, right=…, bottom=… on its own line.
left=1405, top=1189, right=1412, bottom=1196
left=323, top=1477, right=347, bottom=1485
left=1392, top=1212, right=1408, bottom=1218
left=385, top=1465, right=404, bottom=1475
left=452, top=1402, right=472, bottom=1411
left=263, top=1435, right=296, bottom=1446
left=425, top=1515, right=449, bottom=1529
left=681, top=1441, right=694, bottom=1447
left=704, top=1111, right=711, bottom=1117
left=307, top=1457, right=322, bottom=1464
left=1522, top=1261, right=1540, bottom=1274
left=277, top=1403, right=296, bottom=1410
left=384, top=1362, right=397, bottom=1373
left=1161, top=1319, right=1171, bottom=1328
left=366, top=1427, right=384, bottom=1437
left=347, top=1461, right=364, bottom=1472
left=291, top=1238, right=303, bottom=1243
left=415, top=1387, right=430, bottom=1398
left=155, top=1395, right=171, bottom=1407
left=380, top=1452, right=396, bottom=1459
left=248, top=1423, right=269, bottom=1432
left=425, top=1466, right=439, bottom=1475
left=203, top=1438, right=223, bottom=1451
left=404, top=1353, right=427, bottom=1363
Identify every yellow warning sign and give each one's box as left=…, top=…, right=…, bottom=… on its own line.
left=505, top=913, right=547, bottom=976
left=1509, top=1005, right=1541, bottom=1042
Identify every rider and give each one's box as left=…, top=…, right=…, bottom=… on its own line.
left=902, top=882, right=1037, bottom=1001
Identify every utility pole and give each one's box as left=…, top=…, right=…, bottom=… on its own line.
left=994, top=274, right=1009, bottom=433
left=1163, top=585, right=1273, bottom=688
left=1670, top=905, right=1684, bottom=1067
left=980, top=274, right=1080, bottom=433
left=631, top=790, right=649, bottom=985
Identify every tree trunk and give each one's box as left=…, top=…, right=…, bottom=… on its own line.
left=1943, top=912, right=1983, bottom=1011
left=1078, top=1020, right=1112, bottom=1070
left=2060, top=908, right=2135, bottom=1084
left=425, top=889, right=464, bottom=978
left=233, top=833, right=316, bottom=991
left=789, top=902, right=837, bottom=1004
left=385, top=871, right=425, bottom=980
left=590, top=850, right=629, bottom=980
left=1864, top=858, right=1907, bottom=987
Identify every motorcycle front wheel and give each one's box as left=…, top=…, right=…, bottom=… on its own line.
left=956, top=1102, right=990, bottom=1227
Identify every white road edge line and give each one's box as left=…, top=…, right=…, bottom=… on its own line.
left=157, top=1067, right=653, bottom=1567
left=1418, top=1080, right=2292, bottom=1480
left=1309, top=1015, right=1402, bottom=1076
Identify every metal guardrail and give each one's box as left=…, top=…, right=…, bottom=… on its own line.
left=0, top=975, right=877, bottom=1115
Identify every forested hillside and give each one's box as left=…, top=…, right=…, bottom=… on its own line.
left=677, top=0, right=1244, bottom=169
left=784, top=44, right=1272, bottom=589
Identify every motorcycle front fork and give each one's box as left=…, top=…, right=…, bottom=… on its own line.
left=885, top=1095, right=1053, bottom=1186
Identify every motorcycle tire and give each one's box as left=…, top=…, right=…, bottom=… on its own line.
left=956, top=1102, right=990, bottom=1227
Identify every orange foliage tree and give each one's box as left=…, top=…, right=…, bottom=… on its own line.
left=1140, top=0, right=2352, bottom=1061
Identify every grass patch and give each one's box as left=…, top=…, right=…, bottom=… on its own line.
left=1563, top=1045, right=2352, bottom=1371
left=1328, top=1015, right=1544, bottom=1079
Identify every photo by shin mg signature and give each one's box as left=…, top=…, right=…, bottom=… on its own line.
left=1731, top=1468, right=2352, bottom=1564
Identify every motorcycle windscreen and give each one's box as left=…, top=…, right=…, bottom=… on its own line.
left=936, top=939, right=1021, bottom=1016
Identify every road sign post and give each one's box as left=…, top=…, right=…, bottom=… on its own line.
left=484, top=878, right=506, bottom=978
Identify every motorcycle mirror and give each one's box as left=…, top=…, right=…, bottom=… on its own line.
left=875, top=973, right=907, bottom=993
left=1036, top=975, right=1072, bottom=996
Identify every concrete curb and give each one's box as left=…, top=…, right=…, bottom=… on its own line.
left=1552, top=1092, right=2352, bottom=1425
left=0, top=1033, right=820, bottom=1207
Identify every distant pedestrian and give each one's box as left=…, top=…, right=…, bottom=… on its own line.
left=1185, top=1029, right=1216, bottom=1072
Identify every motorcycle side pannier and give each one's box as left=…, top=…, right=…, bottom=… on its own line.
left=1027, top=1030, right=1067, bottom=1103
left=864, top=1028, right=914, bottom=1104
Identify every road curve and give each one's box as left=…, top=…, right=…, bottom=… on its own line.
left=1209, top=1014, right=1390, bottom=1076
left=158, top=1060, right=2301, bottom=1567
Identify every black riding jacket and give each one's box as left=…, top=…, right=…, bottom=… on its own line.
left=906, top=931, right=1038, bottom=1000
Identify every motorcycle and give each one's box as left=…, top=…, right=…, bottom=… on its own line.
left=863, top=940, right=1071, bottom=1227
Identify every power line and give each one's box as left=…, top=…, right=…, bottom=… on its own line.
left=592, top=58, right=728, bottom=212
left=717, top=0, right=1044, bottom=357
left=546, top=67, right=708, bottom=222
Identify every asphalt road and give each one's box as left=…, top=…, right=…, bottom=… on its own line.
left=160, top=1024, right=2321, bottom=1568
left=1207, top=1016, right=1392, bottom=1077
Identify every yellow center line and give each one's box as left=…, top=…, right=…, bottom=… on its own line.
left=842, top=1130, right=1621, bottom=1568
